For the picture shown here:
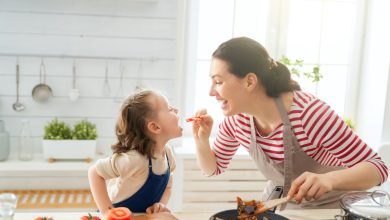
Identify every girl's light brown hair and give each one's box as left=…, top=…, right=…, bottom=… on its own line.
left=111, top=90, right=156, bottom=158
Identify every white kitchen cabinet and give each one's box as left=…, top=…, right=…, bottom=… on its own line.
left=182, top=158, right=266, bottom=212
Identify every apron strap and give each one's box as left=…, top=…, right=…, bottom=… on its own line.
left=148, top=157, right=152, bottom=169
left=274, top=96, right=292, bottom=127
left=275, top=96, right=294, bottom=210
left=249, top=116, right=256, bottom=145
left=149, top=151, right=170, bottom=171
left=165, top=151, right=170, bottom=170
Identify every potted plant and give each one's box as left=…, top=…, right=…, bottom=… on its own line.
left=42, top=119, right=98, bottom=162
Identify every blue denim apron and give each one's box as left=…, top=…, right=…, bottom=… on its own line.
left=112, top=154, right=170, bottom=212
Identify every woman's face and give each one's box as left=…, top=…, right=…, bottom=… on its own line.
left=209, top=58, right=249, bottom=116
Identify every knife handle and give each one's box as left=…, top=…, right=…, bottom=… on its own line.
left=266, top=186, right=283, bottom=212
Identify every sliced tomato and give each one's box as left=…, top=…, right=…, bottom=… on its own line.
left=186, top=116, right=201, bottom=122
left=35, top=217, right=54, bottom=220
left=185, top=117, right=195, bottom=122
left=106, top=207, right=132, bottom=220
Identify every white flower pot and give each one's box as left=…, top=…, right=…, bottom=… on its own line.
left=42, top=140, right=96, bottom=162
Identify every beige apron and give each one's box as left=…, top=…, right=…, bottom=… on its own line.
left=248, top=97, right=346, bottom=210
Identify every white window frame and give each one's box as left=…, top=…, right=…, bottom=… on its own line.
left=180, top=0, right=367, bottom=137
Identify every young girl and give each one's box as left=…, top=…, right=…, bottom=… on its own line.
left=88, top=90, right=182, bottom=215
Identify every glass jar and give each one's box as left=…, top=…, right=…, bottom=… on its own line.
left=0, top=120, right=10, bottom=161
left=0, top=193, right=17, bottom=220
left=19, top=119, right=33, bottom=161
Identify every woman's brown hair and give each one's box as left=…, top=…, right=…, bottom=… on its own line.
left=212, top=37, right=301, bottom=97
left=111, top=90, right=157, bottom=158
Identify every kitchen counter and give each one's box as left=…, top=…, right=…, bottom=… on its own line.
left=12, top=209, right=341, bottom=220
left=0, top=154, right=99, bottom=189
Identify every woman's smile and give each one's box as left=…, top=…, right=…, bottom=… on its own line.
left=218, top=99, right=228, bottom=110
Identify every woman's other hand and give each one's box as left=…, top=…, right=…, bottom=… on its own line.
left=146, top=202, right=171, bottom=214
left=191, top=108, right=213, bottom=141
left=287, top=171, right=334, bottom=204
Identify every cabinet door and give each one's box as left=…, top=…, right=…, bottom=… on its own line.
left=182, top=158, right=267, bottom=212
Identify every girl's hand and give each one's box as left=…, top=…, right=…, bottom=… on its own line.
left=287, top=171, right=334, bottom=204
left=191, top=109, right=213, bottom=141
left=146, top=202, right=170, bottom=214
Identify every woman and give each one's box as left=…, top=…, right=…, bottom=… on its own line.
left=190, top=37, right=388, bottom=209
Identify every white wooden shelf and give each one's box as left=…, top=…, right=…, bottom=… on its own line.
left=0, top=154, right=102, bottom=189
left=0, top=154, right=99, bottom=175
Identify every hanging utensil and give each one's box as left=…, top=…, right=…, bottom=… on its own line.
left=102, top=61, right=111, bottom=97
left=134, top=61, right=144, bottom=92
left=69, top=60, right=80, bottom=101
left=12, top=58, right=25, bottom=111
left=114, top=61, right=125, bottom=102
left=31, top=58, right=53, bottom=103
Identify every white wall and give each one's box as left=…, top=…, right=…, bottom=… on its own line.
left=382, top=64, right=390, bottom=142
left=355, top=0, right=390, bottom=150
left=0, top=0, right=180, bottom=156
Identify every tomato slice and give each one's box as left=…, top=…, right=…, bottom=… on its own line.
left=106, top=207, right=131, bottom=220
left=186, top=116, right=201, bottom=122
left=185, top=117, right=195, bottom=122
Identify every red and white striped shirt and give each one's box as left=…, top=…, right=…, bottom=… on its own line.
left=213, top=91, right=389, bottom=183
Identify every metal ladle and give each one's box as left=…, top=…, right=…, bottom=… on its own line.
left=12, top=59, right=25, bottom=111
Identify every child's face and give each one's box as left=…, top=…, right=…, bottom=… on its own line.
left=153, top=94, right=183, bottom=139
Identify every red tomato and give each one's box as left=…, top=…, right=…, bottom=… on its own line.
left=80, top=213, right=101, bottom=220
left=35, top=217, right=54, bottom=220
left=106, top=207, right=132, bottom=220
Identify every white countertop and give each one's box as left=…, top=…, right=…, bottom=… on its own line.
left=12, top=209, right=341, bottom=220
left=0, top=154, right=99, bottom=174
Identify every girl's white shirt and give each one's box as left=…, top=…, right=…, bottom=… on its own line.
left=95, top=146, right=175, bottom=203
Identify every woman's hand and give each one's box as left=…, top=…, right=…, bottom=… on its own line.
left=191, top=109, right=213, bottom=141
left=287, top=171, right=334, bottom=204
left=146, top=202, right=170, bottom=214
left=189, top=109, right=217, bottom=175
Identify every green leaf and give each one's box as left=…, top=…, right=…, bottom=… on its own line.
left=295, top=59, right=304, bottom=66
left=279, top=55, right=291, bottom=65
left=344, top=118, right=355, bottom=130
